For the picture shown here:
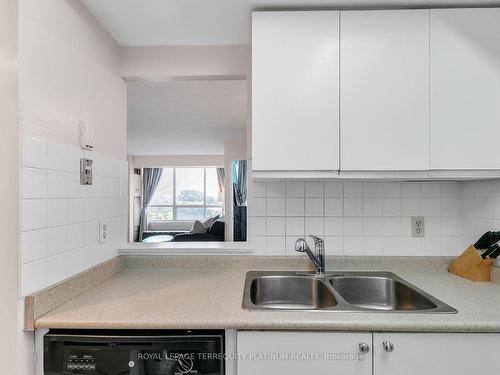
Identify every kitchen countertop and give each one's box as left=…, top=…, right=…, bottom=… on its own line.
left=34, top=255, right=500, bottom=332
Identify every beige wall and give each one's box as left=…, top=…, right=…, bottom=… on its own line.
left=121, top=45, right=250, bottom=79
left=133, top=154, right=225, bottom=168
left=19, top=0, right=127, bottom=159
left=0, top=0, right=19, bottom=372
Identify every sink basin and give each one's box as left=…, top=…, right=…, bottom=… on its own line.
left=330, top=276, right=438, bottom=311
left=250, top=276, right=337, bottom=310
left=242, top=271, right=456, bottom=313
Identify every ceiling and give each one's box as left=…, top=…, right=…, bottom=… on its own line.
left=81, top=0, right=499, bottom=46
left=127, top=80, right=247, bottom=156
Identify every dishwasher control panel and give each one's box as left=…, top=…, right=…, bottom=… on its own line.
left=64, top=353, right=96, bottom=372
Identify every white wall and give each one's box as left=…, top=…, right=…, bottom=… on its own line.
left=0, top=0, right=19, bottom=373
left=19, top=0, right=127, bottom=159
left=247, top=180, right=465, bottom=256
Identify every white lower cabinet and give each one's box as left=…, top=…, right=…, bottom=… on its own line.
left=236, top=331, right=372, bottom=375
left=374, top=333, right=500, bottom=375
left=237, top=331, right=500, bottom=374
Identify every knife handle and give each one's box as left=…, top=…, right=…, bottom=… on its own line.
left=482, top=244, right=500, bottom=259
left=475, top=232, right=493, bottom=250
left=490, top=247, right=500, bottom=259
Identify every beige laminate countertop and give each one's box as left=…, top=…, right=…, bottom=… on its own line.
left=35, top=256, right=500, bottom=332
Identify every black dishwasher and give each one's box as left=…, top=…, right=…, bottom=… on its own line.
left=44, top=330, right=224, bottom=375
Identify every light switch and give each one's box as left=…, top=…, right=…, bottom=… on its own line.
left=80, top=158, right=93, bottom=185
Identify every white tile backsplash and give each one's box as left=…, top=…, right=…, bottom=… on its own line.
left=46, top=252, right=68, bottom=286
left=344, top=181, right=363, bottom=197
left=344, top=198, right=362, bottom=216
left=363, top=182, right=382, bottom=198
left=285, top=182, right=305, bottom=197
left=286, top=197, right=305, bottom=216
left=47, top=141, right=70, bottom=171
left=285, top=217, right=305, bottom=236
left=462, top=180, right=500, bottom=259
left=402, top=182, right=421, bottom=198
left=267, top=182, right=285, bottom=197
left=21, top=229, right=46, bottom=264
left=382, top=182, right=402, bottom=198
left=67, top=199, right=85, bottom=224
left=344, top=217, right=363, bottom=236
left=22, top=168, right=47, bottom=198
left=21, top=258, right=46, bottom=296
left=46, top=226, right=68, bottom=256
left=47, top=171, right=69, bottom=199
left=383, top=198, right=402, bottom=217
left=324, top=181, right=343, bottom=197
left=325, top=217, right=343, bottom=236
left=305, top=198, right=324, bottom=217
left=267, top=197, right=285, bottom=216
left=305, top=217, right=325, bottom=236
left=47, top=199, right=68, bottom=228
left=22, top=199, right=47, bottom=231
left=20, top=136, right=128, bottom=296
left=363, top=198, right=382, bottom=217
left=248, top=179, right=467, bottom=257
left=22, top=136, right=47, bottom=169
left=305, top=182, right=324, bottom=197
left=267, top=217, right=286, bottom=236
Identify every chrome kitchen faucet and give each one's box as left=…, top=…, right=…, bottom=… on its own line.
left=295, top=235, right=325, bottom=276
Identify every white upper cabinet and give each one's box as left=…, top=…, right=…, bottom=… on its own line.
left=430, top=8, right=500, bottom=171
left=252, top=11, right=340, bottom=176
left=340, top=10, right=430, bottom=172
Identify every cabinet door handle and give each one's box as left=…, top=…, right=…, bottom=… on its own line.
left=359, top=342, right=370, bottom=354
left=382, top=341, right=394, bottom=353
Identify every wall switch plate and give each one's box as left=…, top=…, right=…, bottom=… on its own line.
left=80, top=158, right=93, bottom=185
left=99, top=220, right=110, bottom=244
left=412, top=216, right=425, bottom=238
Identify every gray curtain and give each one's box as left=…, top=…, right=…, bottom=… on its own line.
left=216, top=167, right=225, bottom=193
left=138, top=168, right=163, bottom=241
left=234, top=160, right=247, bottom=206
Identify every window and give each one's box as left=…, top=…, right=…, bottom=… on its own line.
left=147, top=167, right=224, bottom=221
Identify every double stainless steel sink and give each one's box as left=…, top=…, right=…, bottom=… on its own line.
left=242, top=271, right=456, bottom=313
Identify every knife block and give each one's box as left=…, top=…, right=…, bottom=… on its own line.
left=448, top=245, right=494, bottom=282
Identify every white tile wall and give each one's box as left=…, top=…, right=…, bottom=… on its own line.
left=248, top=180, right=465, bottom=257
left=20, top=136, right=128, bottom=295
left=462, top=180, right=500, bottom=253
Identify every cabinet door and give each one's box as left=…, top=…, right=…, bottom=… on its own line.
left=374, top=333, right=500, bottom=374
left=252, top=11, right=340, bottom=173
left=340, top=10, right=430, bottom=171
left=237, top=331, right=372, bottom=375
left=430, top=9, right=500, bottom=170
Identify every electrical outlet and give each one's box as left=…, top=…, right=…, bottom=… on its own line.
left=99, top=220, right=110, bottom=244
left=412, top=216, right=425, bottom=238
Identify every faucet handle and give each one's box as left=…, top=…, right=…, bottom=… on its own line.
left=295, top=238, right=309, bottom=253
left=308, top=234, right=324, bottom=248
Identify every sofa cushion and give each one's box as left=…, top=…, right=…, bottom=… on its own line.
left=203, top=215, right=219, bottom=228
left=190, top=220, right=208, bottom=234
left=208, top=219, right=225, bottom=237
